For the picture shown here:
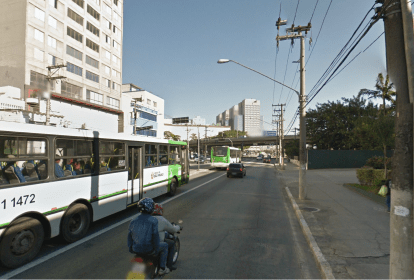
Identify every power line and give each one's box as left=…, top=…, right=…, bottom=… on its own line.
left=309, top=0, right=319, bottom=22
left=278, top=44, right=293, bottom=104
left=293, top=0, right=301, bottom=24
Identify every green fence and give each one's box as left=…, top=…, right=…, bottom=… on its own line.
left=307, top=150, right=394, bottom=169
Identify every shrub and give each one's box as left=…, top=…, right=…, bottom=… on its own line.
left=356, top=167, right=391, bottom=186
left=365, top=156, right=392, bottom=169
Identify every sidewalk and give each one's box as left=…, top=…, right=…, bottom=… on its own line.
left=277, top=163, right=390, bottom=279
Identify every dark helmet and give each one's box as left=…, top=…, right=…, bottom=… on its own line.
left=137, top=198, right=155, bottom=214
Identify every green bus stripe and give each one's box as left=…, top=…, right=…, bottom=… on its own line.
left=0, top=189, right=128, bottom=229
left=144, top=179, right=169, bottom=188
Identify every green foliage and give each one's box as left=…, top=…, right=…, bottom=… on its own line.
left=285, top=139, right=299, bottom=158
left=356, top=167, right=391, bottom=186
left=190, top=133, right=197, bottom=141
left=365, top=156, right=392, bottom=169
left=164, top=131, right=181, bottom=141
left=215, top=130, right=247, bottom=138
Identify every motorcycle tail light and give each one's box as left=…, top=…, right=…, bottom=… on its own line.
left=134, top=257, right=144, bottom=263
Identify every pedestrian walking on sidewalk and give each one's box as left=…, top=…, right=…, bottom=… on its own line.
left=386, top=179, right=391, bottom=213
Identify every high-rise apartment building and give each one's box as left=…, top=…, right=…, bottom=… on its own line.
left=216, top=99, right=262, bottom=136
left=0, top=0, right=123, bottom=115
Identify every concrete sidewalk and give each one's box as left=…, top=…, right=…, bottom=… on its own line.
left=277, top=163, right=390, bottom=279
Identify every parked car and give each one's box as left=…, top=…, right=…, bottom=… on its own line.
left=227, top=163, right=246, bottom=178
left=194, top=155, right=205, bottom=164
left=263, top=155, right=271, bottom=163
left=205, top=155, right=211, bottom=162
left=257, top=154, right=263, bottom=161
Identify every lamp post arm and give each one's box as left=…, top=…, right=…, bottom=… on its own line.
left=229, top=60, right=300, bottom=97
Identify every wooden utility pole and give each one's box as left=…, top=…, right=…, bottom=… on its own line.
left=277, top=23, right=311, bottom=199
left=378, top=0, right=413, bottom=278
left=273, top=104, right=285, bottom=169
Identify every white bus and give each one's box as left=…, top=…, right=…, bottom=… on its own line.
left=210, top=146, right=242, bottom=169
left=0, top=121, right=189, bottom=268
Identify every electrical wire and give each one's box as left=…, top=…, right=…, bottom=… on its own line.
left=309, top=0, right=319, bottom=22
left=293, top=0, right=301, bottom=25
left=277, top=44, right=293, bottom=104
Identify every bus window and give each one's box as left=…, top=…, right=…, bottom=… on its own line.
left=100, top=141, right=125, bottom=171
left=159, top=145, right=168, bottom=165
left=213, top=147, right=227, bottom=157
left=145, top=144, right=158, bottom=167
left=56, top=139, right=94, bottom=177
left=169, top=146, right=180, bottom=165
left=0, top=136, right=48, bottom=185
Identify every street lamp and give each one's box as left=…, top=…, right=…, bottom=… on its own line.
left=218, top=58, right=306, bottom=192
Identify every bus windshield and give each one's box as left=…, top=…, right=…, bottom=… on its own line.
left=213, top=147, right=228, bottom=157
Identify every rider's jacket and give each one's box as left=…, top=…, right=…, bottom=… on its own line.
left=153, top=216, right=181, bottom=242
left=128, top=213, right=160, bottom=254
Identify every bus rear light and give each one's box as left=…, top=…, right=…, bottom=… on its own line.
left=240, top=168, right=243, bottom=171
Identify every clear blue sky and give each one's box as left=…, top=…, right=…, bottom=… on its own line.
left=122, top=0, right=387, bottom=133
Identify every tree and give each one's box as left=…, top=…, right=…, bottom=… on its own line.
left=357, top=73, right=396, bottom=115
left=285, top=139, right=299, bottom=158
left=214, top=130, right=247, bottom=138
left=190, top=133, right=197, bottom=141
left=164, top=131, right=181, bottom=141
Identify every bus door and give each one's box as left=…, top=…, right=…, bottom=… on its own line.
left=180, top=145, right=189, bottom=183
left=128, top=146, right=142, bottom=204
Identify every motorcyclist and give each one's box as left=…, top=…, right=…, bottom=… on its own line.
left=127, top=198, right=170, bottom=276
left=152, top=203, right=181, bottom=271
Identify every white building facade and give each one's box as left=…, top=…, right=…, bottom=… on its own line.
left=121, top=83, right=165, bottom=138
left=0, top=0, right=124, bottom=131
left=216, top=99, right=262, bottom=136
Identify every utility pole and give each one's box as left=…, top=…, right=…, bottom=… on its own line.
left=376, top=0, right=414, bottom=278
left=273, top=104, right=285, bottom=169
left=46, top=64, right=66, bottom=126
left=277, top=22, right=311, bottom=200
left=197, top=125, right=200, bottom=171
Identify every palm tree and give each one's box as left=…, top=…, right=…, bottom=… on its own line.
left=358, top=73, right=396, bottom=115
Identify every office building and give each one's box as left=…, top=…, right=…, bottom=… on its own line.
left=0, top=0, right=124, bottom=130
left=216, top=99, right=262, bottom=136
left=121, top=83, right=164, bottom=138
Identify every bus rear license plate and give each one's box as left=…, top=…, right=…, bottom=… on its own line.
left=232, top=172, right=237, bottom=175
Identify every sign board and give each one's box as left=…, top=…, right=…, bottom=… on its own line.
left=172, top=117, right=189, bottom=124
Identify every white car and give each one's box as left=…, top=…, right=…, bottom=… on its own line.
left=257, top=155, right=263, bottom=160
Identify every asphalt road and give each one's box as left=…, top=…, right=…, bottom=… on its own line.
left=2, top=160, right=321, bottom=279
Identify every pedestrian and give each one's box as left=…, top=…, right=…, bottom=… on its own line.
left=386, top=179, right=391, bottom=213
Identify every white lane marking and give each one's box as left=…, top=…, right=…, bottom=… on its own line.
left=2, top=173, right=226, bottom=279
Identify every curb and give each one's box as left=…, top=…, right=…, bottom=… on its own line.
left=343, top=183, right=387, bottom=206
left=285, top=187, right=335, bottom=279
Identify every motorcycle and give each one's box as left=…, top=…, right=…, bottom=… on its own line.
left=126, top=223, right=182, bottom=279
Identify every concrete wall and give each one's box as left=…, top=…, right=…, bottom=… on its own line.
left=0, top=0, right=27, bottom=93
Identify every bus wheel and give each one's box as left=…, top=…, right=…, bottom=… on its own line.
left=61, top=204, right=90, bottom=243
left=168, top=179, right=178, bottom=197
left=0, top=217, right=44, bottom=268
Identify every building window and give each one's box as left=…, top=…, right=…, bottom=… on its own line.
left=48, top=54, right=57, bottom=66
left=67, top=27, right=83, bottom=43
left=30, top=71, right=54, bottom=90
left=112, top=40, right=119, bottom=51
left=104, top=78, right=110, bottom=87
left=113, top=12, right=119, bottom=23
left=86, top=90, right=103, bottom=105
left=112, top=69, right=120, bottom=78
left=105, top=50, right=111, bottom=60
left=34, top=48, right=44, bottom=61
left=48, top=16, right=57, bottom=29
left=68, top=8, right=84, bottom=26
left=86, top=38, right=99, bottom=53
left=86, top=55, right=99, bottom=69
left=91, top=0, right=100, bottom=5
left=113, top=25, right=117, bottom=34
left=49, top=0, right=58, bottom=9
left=34, top=29, right=44, bottom=43
left=112, top=55, right=119, bottom=65
left=66, top=45, right=83, bottom=61
left=86, top=22, right=100, bottom=37
left=137, top=130, right=157, bottom=137
left=87, top=5, right=100, bottom=21
left=114, top=0, right=118, bottom=6
left=61, top=82, right=82, bottom=99
left=104, top=3, right=111, bottom=15
left=47, top=36, right=57, bottom=49
left=147, top=99, right=151, bottom=105
left=72, top=0, right=84, bottom=8
left=35, top=7, right=45, bottom=22
left=104, top=65, right=110, bottom=75
left=138, top=111, right=157, bottom=122
left=112, top=82, right=119, bottom=90
left=86, top=71, right=99, bottom=83
left=67, top=62, right=83, bottom=76
left=105, top=18, right=112, bottom=30
left=105, top=34, right=110, bottom=44
left=153, top=101, right=157, bottom=107
left=107, top=96, right=119, bottom=108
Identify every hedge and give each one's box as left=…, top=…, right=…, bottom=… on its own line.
left=356, top=167, right=392, bottom=186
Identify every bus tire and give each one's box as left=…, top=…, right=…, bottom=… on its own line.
left=0, top=217, right=44, bottom=268
left=168, top=179, right=178, bottom=197
left=61, top=204, right=90, bottom=243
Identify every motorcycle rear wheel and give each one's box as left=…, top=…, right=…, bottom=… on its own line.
left=172, top=238, right=180, bottom=264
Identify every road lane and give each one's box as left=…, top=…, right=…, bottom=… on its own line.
left=6, top=162, right=321, bottom=279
